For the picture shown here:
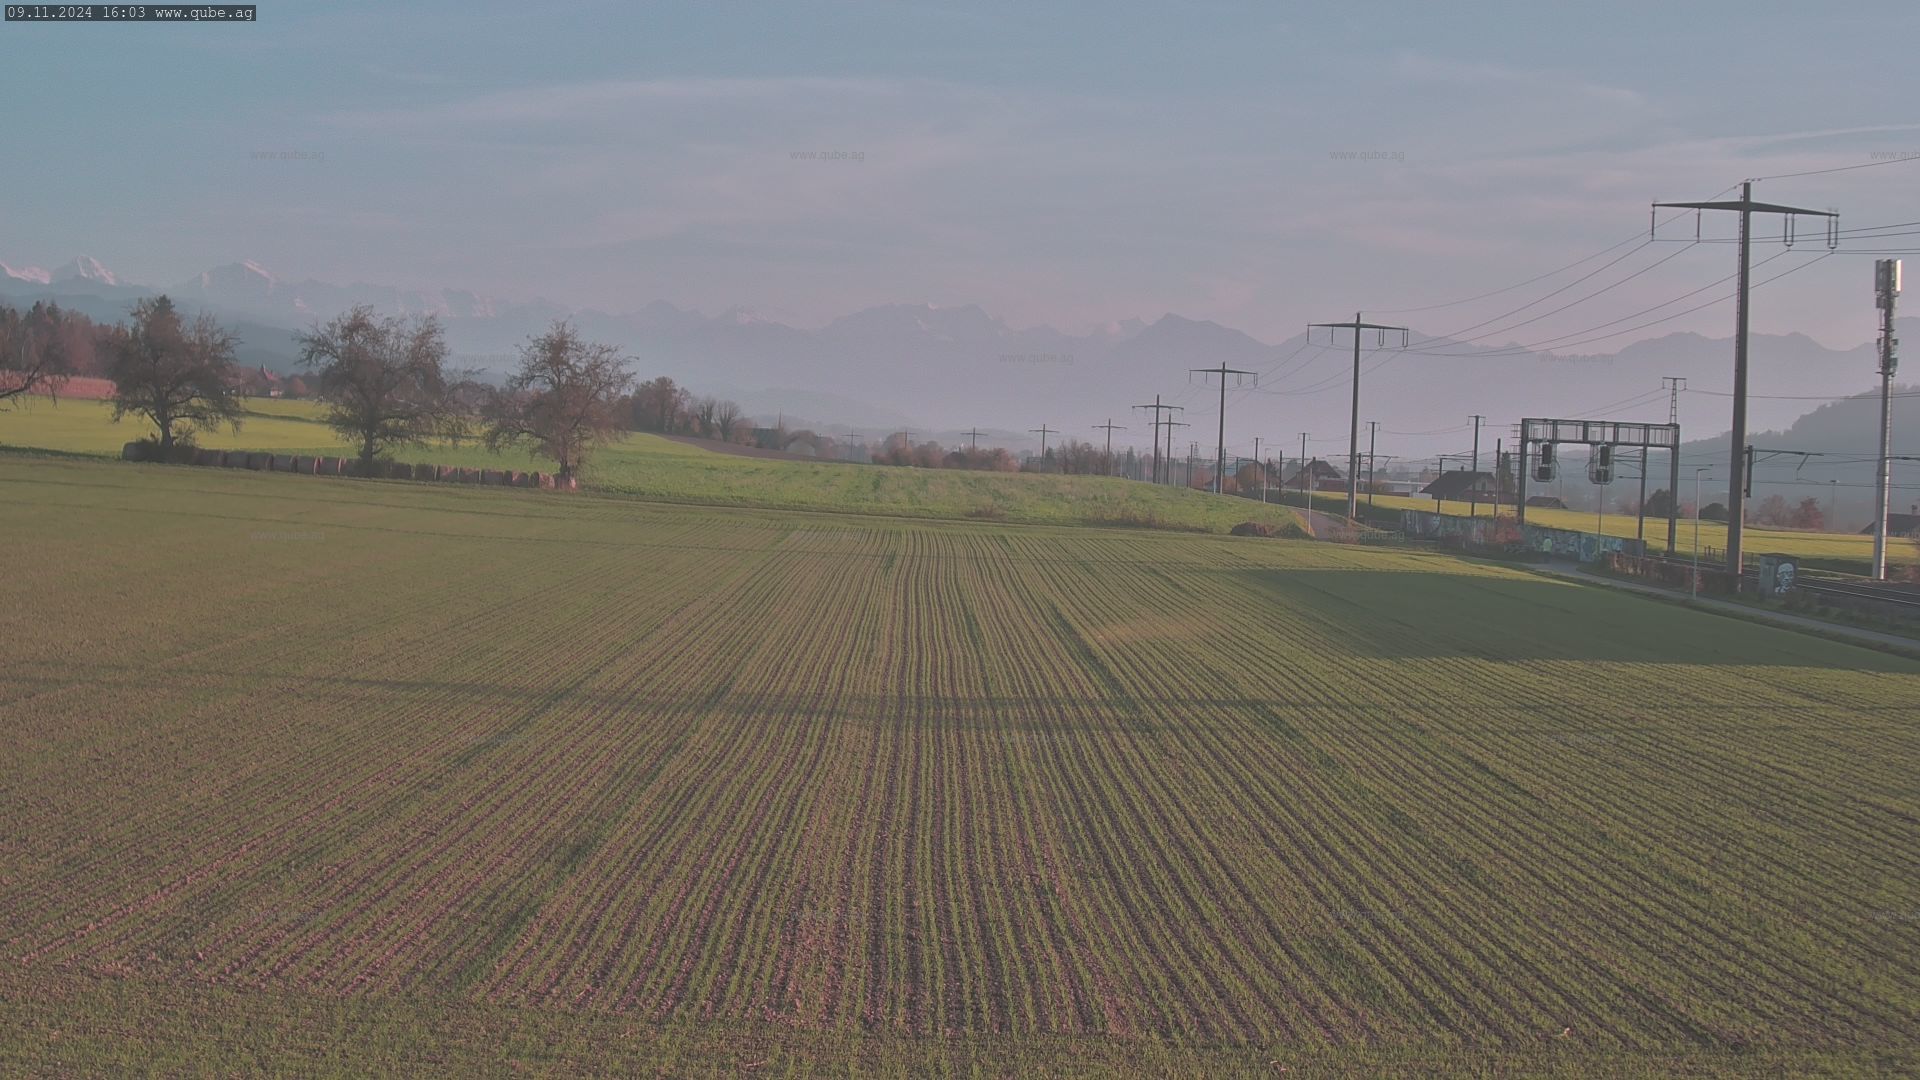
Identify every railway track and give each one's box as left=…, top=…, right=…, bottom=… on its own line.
left=1793, top=576, right=1920, bottom=610
left=1631, top=555, right=1920, bottom=611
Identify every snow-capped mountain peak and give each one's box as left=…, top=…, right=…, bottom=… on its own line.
left=186, top=261, right=280, bottom=296
left=0, top=261, right=52, bottom=285
left=54, top=255, right=119, bottom=286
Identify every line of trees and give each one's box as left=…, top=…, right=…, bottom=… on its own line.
left=0, top=300, right=102, bottom=404
left=872, top=436, right=1020, bottom=471
left=3, top=298, right=257, bottom=454
left=3, top=297, right=638, bottom=480
left=626, top=376, right=752, bottom=444
left=1750, top=493, right=1826, bottom=530
left=296, top=306, right=634, bottom=480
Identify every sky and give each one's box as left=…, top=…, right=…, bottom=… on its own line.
left=2, top=0, right=1918, bottom=349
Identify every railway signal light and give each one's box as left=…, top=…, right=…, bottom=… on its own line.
left=1589, top=444, right=1615, bottom=485
left=1534, top=442, right=1557, bottom=483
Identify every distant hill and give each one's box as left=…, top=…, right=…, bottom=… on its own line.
left=1673, top=385, right=1919, bottom=531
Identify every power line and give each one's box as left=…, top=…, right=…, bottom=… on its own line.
left=1407, top=246, right=1789, bottom=357
left=1409, top=239, right=1671, bottom=348
left=1751, top=156, right=1920, bottom=182
left=1415, top=242, right=1705, bottom=351
left=1687, top=388, right=1920, bottom=400
left=1408, top=249, right=1830, bottom=360
left=1366, top=232, right=1651, bottom=315
left=1365, top=182, right=1743, bottom=319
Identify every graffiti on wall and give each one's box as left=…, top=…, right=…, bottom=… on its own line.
left=1399, top=510, right=1645, bottom=563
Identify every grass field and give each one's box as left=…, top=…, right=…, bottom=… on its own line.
left=0, top=398, right=1303, bottom=535
left=3, top=456, right=1917, bottom=1075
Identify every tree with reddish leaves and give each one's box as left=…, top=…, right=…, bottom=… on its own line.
left=483, top=321, right=634, bottom=481
left=1790, top=496, right=1824, bottom=531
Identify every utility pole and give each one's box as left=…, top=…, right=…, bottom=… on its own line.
left=1692, top=467, right=1713, bottom=598
left=1093, top=419, right=1126, bottom=476
left=1468, top=414, right=1485, bottom=517
left=1133, top=396, right=1180, bottom=484
left=1029, top=424, right=1056, bottom=463
left=1635, top=445, right=1649, bottom=543
left=1653, top=184, right=1837, bottom=575
left=1308, top=313, right=1410, bottom=521
left=1493, top=438, right=1503, bottom=514
left=964, top=427, right=983, bottom=450
left=1297, top=432, right=1313, bottom=535
left=1299, top=431, right=1310, bottom=505
left=1253, top=436, right=1266, bottom=502
left=1873, top=259, right=1902, bottom=579
left=1651, top=376, right=1684, bottom=549
left=1366, top=421, right=1380, bottom=511
left=1189, top=363, right=1257, bottom=494
left=1163, top=418, right=1189, bottom=485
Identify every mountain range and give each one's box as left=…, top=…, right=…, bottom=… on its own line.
left=4, top=255, right=1912, bottom=479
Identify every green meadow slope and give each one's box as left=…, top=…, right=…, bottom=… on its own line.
left=0, top=398, right=1301, bottom=534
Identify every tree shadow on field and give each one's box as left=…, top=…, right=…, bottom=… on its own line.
left=1224, top=566, right=1920, bottom=672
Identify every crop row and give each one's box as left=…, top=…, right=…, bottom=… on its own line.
left=3, top=463, right=1917, bottom=1053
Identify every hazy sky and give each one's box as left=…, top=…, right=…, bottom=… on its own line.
left=3, top=0, right=1917, bottom=348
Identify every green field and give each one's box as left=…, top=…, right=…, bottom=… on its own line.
left=3, top=456, right=1917, bottom=1075
left=0, top=398, right=1303, bottom=535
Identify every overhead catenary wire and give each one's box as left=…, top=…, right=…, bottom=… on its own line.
left=1750, top=155, right=1920, bottom=182
left=1402, top=250, right=1833, bottom=360
left=1408, top=247, right=1797, bottom=358
left=1365, top=183, right=1743, bottom=319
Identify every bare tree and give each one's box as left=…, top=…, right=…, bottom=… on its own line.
left=483, top=321, right=634, bottom=480
left=0, top=301, right=75, bottom=406
left=693, top=395, right=720, bottom=438
left=106, top=296, right=243, bottom=453
left=298, top=306, right=453, bottom=473
left=714, top=399, right=744, bottom=442
left=438, top=367, right=491, bottom=448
